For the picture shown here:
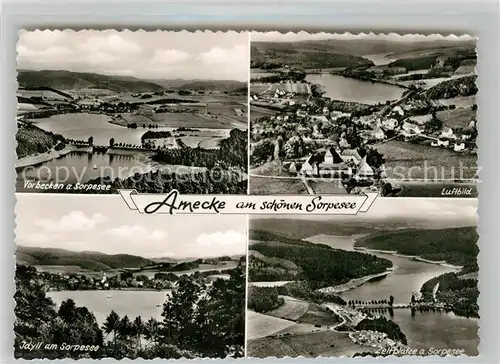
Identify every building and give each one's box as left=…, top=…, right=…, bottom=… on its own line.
left=431, top=139, right=450, bottom=147
left=299, top=158, right=316, bottom=176
left=296, top=110, right=308, bottom=118
left=354, top=156, right=375, bottom=180
left=440, top=126, right=456, bottom=139
left=402, top=121, right=423, bottom=135
left=381, top=118, right=399, bottom=130
left=454, top=142, right=466, bottom=152
left=341, top=149, right=363, bottom=165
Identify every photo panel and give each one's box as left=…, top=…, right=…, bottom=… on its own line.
left=249, top=32, right=478, bottom=198
left=14, top=193, right=247, bottom=359
left=16, top=30, right=249, bottom=195
left=247, top=198, right=479, bottom=358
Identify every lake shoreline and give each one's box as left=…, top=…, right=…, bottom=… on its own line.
left=316, top=270, right=393, bottom=294
left=15, top=144, right=89, bottom=169
left=353, top=246, right=464, bottom=270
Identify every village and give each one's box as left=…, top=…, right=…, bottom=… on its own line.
left=250, top=72, right=478, bottom=196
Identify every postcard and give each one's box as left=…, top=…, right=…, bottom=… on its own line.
left=11, top=29, right=481, bottom=361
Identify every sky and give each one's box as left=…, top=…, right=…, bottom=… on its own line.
left=253, top=198, right=477, bottom=228
left=15, top=194, right=247, bottom=258
left=17, top=30, right=249, bottom=81
left=251, top=31, right=476, bottom=43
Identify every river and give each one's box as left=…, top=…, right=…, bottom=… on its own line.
left=306, top=234, right=479, bottom=355
left=306, top=74, right=404, bottom=105
left=47, top=289, right=172, bottom=325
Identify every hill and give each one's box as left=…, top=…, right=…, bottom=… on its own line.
left=251, top=39, right=475, bottom=69
left=425, top=75, right=478, bottom=99
left=16, top=246, right=155, bottom=271
left=249, top=230, right=392, bottom=289
left=18, top=70, right=164, bottom=93
left=150, top=79, right=247, bottom=92
left=354, top=226, right=478, bottom=269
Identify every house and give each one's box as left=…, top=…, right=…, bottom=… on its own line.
left=361, top=127, right=385, bottom=142
left=461, top=134, right=472, bottom=141
left=440, top=126, right=456, bottom=139
left=392, top=106, right=404, bottom=117
left=402, top=121, right=423, bottom=135
left=381, top=118, right=399, bottom=130
left=296, top=110, right=308, bottom=118
left=311, top=115, right=329, bottom=124
left=469, top=119, right=477, bottom=128
left=299, top=158, right=316, bottom=176
left=354, top=156, right=375, bottom=180
left=289, top=162, right=298, bottom=174
left=372, top=127, right=385, bottom=140
left=339, top=138, right=351, bottom=149
left=322, top=107, right=329, bottom=115
left=319, top=148, right=351, bottom=177
left=454, top=142, right=466, bottom=152
left=431, top=139, right=449, bottom=147
left=341, top=149, right=362, bottom=165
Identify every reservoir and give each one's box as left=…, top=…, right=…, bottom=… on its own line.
left=47, top=289, right=172, bottom=325
left=305, top=74, right=405, bottom=105
left=16, top=151, right=154, bottom=190
left=31, top=113, right=230, bottom=147
left=306, top=234, right=479, bottom=356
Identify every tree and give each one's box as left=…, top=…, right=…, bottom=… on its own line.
left=132, top=316, right=144, bottom=350
left=103, top=310, right=120, bottom=342
left=389, top=295, right=395, bottom=306
left=366, top=149, right=385, bottom=169
left=109, top=138, right=115, bottom=147
left=88, top=136, right=94, bottom=145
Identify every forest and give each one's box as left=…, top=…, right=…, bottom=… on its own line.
left=79, top=168, right=247, bottom=195
left=421, top=272, right=479, bottom=318
left=152, top=128, right=248, bottom=171
left=250, top=230, right=392, bottom=289
left=355, top=317, right=408, bottom=345
left=247, top=286, right=284, bottom=313
left=14, top=265, right=245, bottom=359
left=354, top=227, right=478, bottom=271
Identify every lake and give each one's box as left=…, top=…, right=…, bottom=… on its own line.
left=306, top=234, right=479, bottom=356
left=363, top=54, right=396, bottom=66
left=47, top=290, right=172, bottom=325
left=31, top=113, right=230, bottom=147
left=16, top=151, right=153, bottom=190
left=306, top=74, right=405, bottom=105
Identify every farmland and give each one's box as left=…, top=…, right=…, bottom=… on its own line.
left=250, top=176, right=308, bottom=195
left=375, top=140, right=478, bottom=179
left=248, top=330, right=372, bottom=358
left=436, top=107, right=476, bottom=129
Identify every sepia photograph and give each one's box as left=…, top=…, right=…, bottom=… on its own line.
left=16, top=30, right=249, bottom=194
left=14, top=194, right=246, bottom=359
left=249, top=32, right=478, bottom=197
left=247, top=199, right=479, bottom=357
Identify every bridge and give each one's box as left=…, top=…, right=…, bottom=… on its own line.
left=352, top=302, right=447, bottom=310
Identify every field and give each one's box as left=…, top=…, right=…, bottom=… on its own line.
left=250, top=84, right=272, bottom=95
left=267, top=82, right=311, bottom=95
left=437, top=95, right=476, bottom=108
left=436, top=107, right=476, bottom=129
left=250, top=176, right=308, bottom=195
left=247, top=331, right=372, bottom=358
left=267, top=296, right=309, bottom=321
left=375, top=140, right=478, bottom=179
left=250, top=105, right=276, bottom=122
left=247, top=311, right=298, bottom=340
left=309, top=180, right=348, bottom=194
